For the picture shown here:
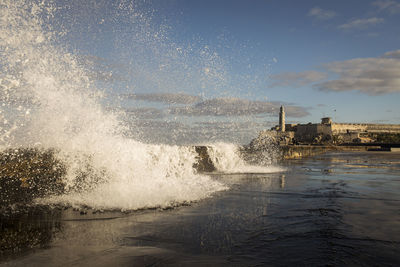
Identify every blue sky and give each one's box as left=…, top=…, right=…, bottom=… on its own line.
left=50, top=0, right=400, bottom=143
left=171, top=0, right=400, bottom=121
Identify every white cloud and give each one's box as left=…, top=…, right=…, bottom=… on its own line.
left=129, top=119, right=273, bottom=145
left=269, top=50, right=400, bottom=95
left=269, top=71, right=328, bottom=88
left=364, top=32, right=380, bottom=38
left=308, top=7, right=336, bottom=20
left=122, top=92, right=202, bottom=104
left=372, top=0, right=400, bottom=14
left=313, top=51, right=400, bottom=95
left=338, top=17, right=384, bottom=30
left=119, top=93, right=309, bottom=117
left=383, top=49, right=400, bottom=58
left=169, top=97, right=309, bottom=117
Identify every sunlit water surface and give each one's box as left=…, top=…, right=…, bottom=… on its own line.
left=1, top=151, right=400, bottom=266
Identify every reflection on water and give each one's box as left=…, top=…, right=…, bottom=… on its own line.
left=1, top=152, right=400, bottom=266
left=280, top=174, right=285, bottom=188
left=0, top=206, right=62, bottom=262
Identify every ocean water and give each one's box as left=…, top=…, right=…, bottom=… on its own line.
left=1, top=151, right=400, bottom=266
left=1, top=1, right=400, bottom=266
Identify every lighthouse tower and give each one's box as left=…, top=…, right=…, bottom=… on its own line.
left=279, top=105, right=285, bottom=132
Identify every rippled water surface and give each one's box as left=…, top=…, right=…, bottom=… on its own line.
left=1, top=151, right=400, bottom=266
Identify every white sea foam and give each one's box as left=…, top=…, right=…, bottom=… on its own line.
left=0, top=0, right=229, bottom=210
left=207, top=142, right=284, bottom=173
left=0, top=0, right=280, bottom=211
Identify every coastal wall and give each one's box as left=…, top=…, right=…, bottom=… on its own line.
left=295, top=124, right=332, bottom=142
left=293, top=123, right=400, bottom=143
left=280, top=145, right=372, bottom=160
left=332, top=123, right=400, bottom=134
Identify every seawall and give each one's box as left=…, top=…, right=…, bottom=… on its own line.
left=279, top=145, right=376, bottom=160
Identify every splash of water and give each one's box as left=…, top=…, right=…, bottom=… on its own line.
left=0, top=0, right=230, bottom=210
left=0, top=0, right=279, bottom=211
left=207, top=143, right=283, bottom=173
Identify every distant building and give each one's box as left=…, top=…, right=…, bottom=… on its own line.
left=321, top=117, right=332, bottom=124
left=279, top=106, right=285, bottom=132
left=269, top=106, right=400, bottom=144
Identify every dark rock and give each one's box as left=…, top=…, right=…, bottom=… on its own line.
left=193, top=146, right=216, bottom=172
left=0, top=148, right=66, bottom=207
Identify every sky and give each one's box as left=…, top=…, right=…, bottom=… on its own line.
left=162, top=0, right=400, bottom=123
left=23, top=0, right=400, bottom=144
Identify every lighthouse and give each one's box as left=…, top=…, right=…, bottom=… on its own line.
left=279, top=105, right=285, bottom=132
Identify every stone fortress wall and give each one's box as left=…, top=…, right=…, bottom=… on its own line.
left=295, top=123, right=400, bottom=142
left=266, top=106, right=400, bottom=145
left=331, top=123, right=400, bottom=134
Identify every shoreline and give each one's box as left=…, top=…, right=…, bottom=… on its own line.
left=279, top=144, right=376, bottom=159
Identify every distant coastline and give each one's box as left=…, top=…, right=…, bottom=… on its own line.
left=247, top=105, right=400, bottom=159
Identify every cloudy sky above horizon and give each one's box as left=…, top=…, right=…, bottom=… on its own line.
left=53, top=0, right=400, bottom=144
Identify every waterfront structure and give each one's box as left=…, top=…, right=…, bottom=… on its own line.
left=279, top=106, right=285, bottom=132
left=267, top=106, right=400, bottom=145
